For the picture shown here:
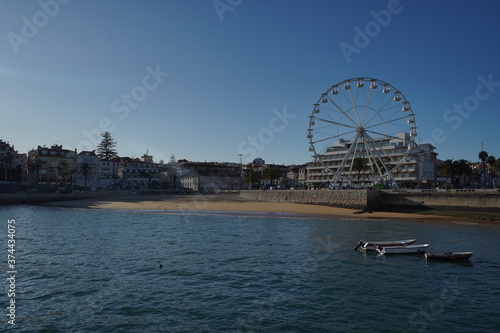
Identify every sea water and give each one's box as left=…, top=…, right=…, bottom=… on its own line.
left=1, top=205, right=499, bottom=332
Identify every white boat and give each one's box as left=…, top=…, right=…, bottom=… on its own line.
left=354, top=239, right=416, bottom=251
left=425, top=252, right=473, bottom=261
left=377, top=244, right=430, bottom=254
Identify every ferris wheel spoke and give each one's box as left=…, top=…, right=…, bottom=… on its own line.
left=365, top=131, right=399, bottom=166
left=329, top=90, right=358, bottom=126
left=363, top=97, right=395, bottom=127
left=366, top=133, right=399, bottom=188
left=361, top=85, right=376, bottom=125
left=364, top=115, right=409, bottom=131
left=384, top=108, right=403, bottom=127
left=318, top=105, right=342, bottom=123
left=347, top=86, right=362, bottom=125
left=363, top=135, right=391, bottom=175
left=365, top=131, right=401, bottom=168
left=361, top=135, right=384, bottom=177
left=314, top=128, right=357, bottom=139
left=366, top=104, right=400, bottom=128
left=315, top=117, right=358, bottom=129
left=333, top=133, right=359, bottom=185
left=311, top=130, right=356, bottom=145
left=364, top=129, right=402, bottom=141
left=347, top=139, right=361, bottom=175
left=326, top=95, right=359, bottom=126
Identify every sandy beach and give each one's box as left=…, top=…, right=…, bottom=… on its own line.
left=36, top=193, right=467, bottom=222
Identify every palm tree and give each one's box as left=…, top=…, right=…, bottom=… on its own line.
left=57, top=160, right=69, bottom=185
left=493, top=159, right=500, bottom=175
left=80, top=163, right=92, bottom=188
left=4, top=152, right=14, bottom=181
left=437, top=159, right=456, bottom=186
left=494, top=159, right=500, bottom=188
left=33, top=157, right=43, bottom=185
left=486, top=155, right=496, bottom=184
left=478, top=151, right=488, bottom=186
left=352, top=157, right=367, bottom=181
left=454, top=159, right=472, bottom=186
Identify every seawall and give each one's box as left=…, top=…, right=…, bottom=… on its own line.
left=240, top=190, right=379, bottom=210
left=378, top=189, right=500, bottom=210
left=0, top=191, right=117, bottom=205
left=239, top=189, right=500, bottom=211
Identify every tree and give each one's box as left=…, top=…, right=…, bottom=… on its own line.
left=494, top=159, right=500, bottom=175
left=352, top=157, right=367, bottom=181
left=58, top=160, right=69, bottom=184
left=4, top=152, right=14, bottom=181
left=245, top=171, right=262, bottom=189
left=263, top=166, right=281, bottom=186
left=80, top=163, right=91, bottom=188
left=437, top=159, right=456, bottom=185
left=478, top=151, right=489, bottom=186
left=494, top=159, right=500, bottom=187
left=454, top=159, right=472, bottom=186
left=169, top=154, right=176, bottom=164
left=486, top=155, right=496, bottom=183
left=97, top=132, right=118, bottom=160
left=33, top=156, right=43, bottom=185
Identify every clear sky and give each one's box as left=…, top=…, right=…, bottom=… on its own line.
left=1, top=0, right=499, bottom=165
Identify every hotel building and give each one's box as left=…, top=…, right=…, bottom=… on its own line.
left=306, top=132, right=438, bottom=189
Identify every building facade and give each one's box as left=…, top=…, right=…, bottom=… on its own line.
left=76, top=151, right=99, bottom=188
left=27, top=145, right=77, bottom=185
left=286, top=165, right=308, bottom=189
left=117, top=155, right=161, bottom=188
left=176, top=162, right=242, bottom=192
left=306, top=133, right=438, bottom=189
left=0, top=140, right=25, bottom=182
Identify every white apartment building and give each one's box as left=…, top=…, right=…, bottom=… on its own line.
left=306, top=132, right=438, bottom=189
left=76, top=151, right=99, bottom=188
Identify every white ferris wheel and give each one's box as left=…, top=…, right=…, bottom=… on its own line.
left=307, top=77, right=417, bottom=189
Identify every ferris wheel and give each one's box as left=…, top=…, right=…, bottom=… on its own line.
left=307, top=77, right=417, bottom=188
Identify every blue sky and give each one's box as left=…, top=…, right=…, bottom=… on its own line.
left=1, top=0, right=499, bottom=165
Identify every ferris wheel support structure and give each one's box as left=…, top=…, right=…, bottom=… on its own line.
left=307, top=77, right=417, bottom=189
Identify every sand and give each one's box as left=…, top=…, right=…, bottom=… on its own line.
left=37, top=193, right=461, bottom=222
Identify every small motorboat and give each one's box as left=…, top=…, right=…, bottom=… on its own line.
left=354, top=239, right=416, bottom=251
left=425, top=252, right=473, bottom=261
left=377, top=244, right=430, bottom=254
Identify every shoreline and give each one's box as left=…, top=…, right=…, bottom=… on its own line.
left=33, top=193, right=498, bottom=224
